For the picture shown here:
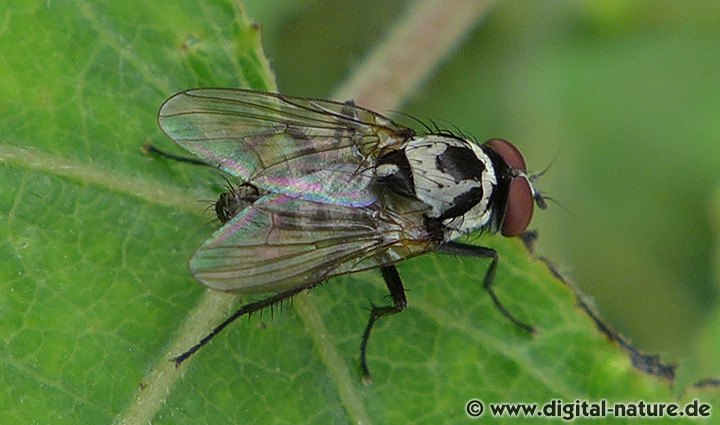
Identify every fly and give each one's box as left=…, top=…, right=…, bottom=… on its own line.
left=154, top=88, right=546, bottom=380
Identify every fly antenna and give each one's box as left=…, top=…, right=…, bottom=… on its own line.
left=527, top=144, right=563, bottom=211
left=529, top=145, right=562, bottom=184
left=532, top=189, right=572, bottom=219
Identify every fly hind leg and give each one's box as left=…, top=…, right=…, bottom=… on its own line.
left=359, top=265, right=407, bottom=382
left=142, top=143, right=213, bottom=167
left=172, top=285, right=311, bottom=366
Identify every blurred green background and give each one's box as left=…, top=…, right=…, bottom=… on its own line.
left=244, top=0, right=720, bottom=371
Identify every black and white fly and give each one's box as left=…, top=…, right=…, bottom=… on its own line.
left=155, top=88, right=546, bottom=379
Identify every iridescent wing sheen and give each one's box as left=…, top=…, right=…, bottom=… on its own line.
left=158, top=88, right=413, bottom=207
left=190, top=193, right=433, bottom=293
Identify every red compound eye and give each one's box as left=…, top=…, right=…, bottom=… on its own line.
left=485, top=138, right=527, bottom=172
left=484, top=139, right=533, bottom=237
left=501, top=177, right=533, bottom=236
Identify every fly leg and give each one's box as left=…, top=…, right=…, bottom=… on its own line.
left=143, top=143, right=212, bottom=167
left=436, top=241, right=534, bottom=334
left=360, top=265, right=407, bottom=381
left=173, top=285, right=310, bottom=366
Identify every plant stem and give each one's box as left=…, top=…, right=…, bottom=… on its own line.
left=333, top=0, right=494, bottom=112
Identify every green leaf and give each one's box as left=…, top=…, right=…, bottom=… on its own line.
left=1, top=2, right=718, bottom=424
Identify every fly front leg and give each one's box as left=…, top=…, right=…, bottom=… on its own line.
left=359, top=265, right=407, bottom=382
left=436, top=241, right=534, bottom=334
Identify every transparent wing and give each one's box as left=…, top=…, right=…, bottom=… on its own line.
left=158, top=88, right=413, bottom=207
left=190, top=193, right=432, bottom=293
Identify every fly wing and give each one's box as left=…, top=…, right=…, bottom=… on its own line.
left=158, top=88, right=413, bottom=207
left=190, top=193, right=433, bottom=293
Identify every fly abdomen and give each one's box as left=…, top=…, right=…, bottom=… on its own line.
left=215, top=183, right=261, bottom=224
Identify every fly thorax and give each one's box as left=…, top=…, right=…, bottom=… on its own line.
left=375, top=135, right=499, bottom=240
